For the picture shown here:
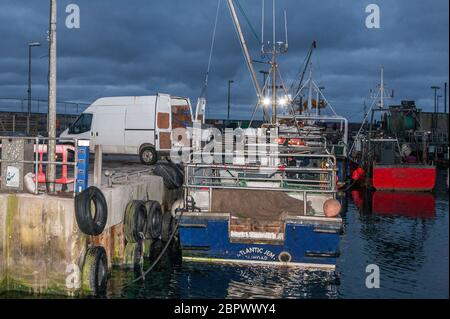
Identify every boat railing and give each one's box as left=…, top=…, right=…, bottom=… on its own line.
left=185, top=152, right=337, bottom=193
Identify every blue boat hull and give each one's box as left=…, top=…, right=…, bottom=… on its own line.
left=179, top=213, right=342, bottom=269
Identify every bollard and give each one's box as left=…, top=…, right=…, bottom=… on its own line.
left=76, top=140, right=90, bottom=193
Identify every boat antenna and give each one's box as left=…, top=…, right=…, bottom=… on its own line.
left=261, top=0, right=264, bottom=54
left=284, top=10, right=288, bottom=50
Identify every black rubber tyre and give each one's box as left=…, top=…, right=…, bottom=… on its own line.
left=139, top=146, right=158, bottom=166
left=145, top=200, right=163, bottom=240
left=81, top=246, right=108, bottom=295
left=161, top=212, right=176, bottom=242
left=123, top=242, right=143, bottom=268
left=124, top=200, right=147, bottom=243
left=153, top=163, right=183, bottom=190
left=75, top=187, right=108, bottom=236
left=142, top=239, right=154, bottom=258
left=169, top=162, right=184, bottom=185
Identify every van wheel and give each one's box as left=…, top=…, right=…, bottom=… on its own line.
left=139, top=146, right=157, bottom=165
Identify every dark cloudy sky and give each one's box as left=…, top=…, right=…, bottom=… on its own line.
left=0, top=0, right=448, bottom=121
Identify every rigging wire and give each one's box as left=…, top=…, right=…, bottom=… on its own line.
left=201, top=0, right=222, bottom=98
left=234, top=0, right=262, bottom=45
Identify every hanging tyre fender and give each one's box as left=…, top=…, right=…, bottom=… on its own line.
left=75, top=186, right=108, bottom=236
left=161, top=211, right=177, bottom=242
left=81, top=246, right=108, bottom=295
left=144, top=200, right=163, bottom=240
left=123, top=242, right=143, bottom=268
left=153, top=163, right=183, bottom=190
left=124, top=200, right=147, bottom=243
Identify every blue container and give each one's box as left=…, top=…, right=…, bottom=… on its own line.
left=76, top=140, right=90, bottom=193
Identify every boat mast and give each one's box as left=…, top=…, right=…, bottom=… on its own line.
left=227, top=0, right=269, bottom=122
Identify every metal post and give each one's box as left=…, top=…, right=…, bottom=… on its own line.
left=444, top=82, right=447, bottom=113
left=47, top=0, right=57, bottom=194
left=27, top=42, right=41, bottom=135
left=431, top=86, right=440, bottom=137
left=227, top=80, right=234, bottom=121
left=27, top=45, right=31, bottom=135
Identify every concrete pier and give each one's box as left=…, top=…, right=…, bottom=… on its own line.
left=0, top=163, right=181, bottom=296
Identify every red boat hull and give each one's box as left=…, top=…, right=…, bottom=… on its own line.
left=373, top=165, right=436, bottom=191
left=372, top=192, right=436, bottom=218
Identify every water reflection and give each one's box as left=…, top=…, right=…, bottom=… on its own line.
left=339, top=178, right=448, bottom=298
left=106, top=239, right=340, bottom=299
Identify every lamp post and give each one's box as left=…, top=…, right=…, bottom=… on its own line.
left=431, top=86, right=440, bottom=113
left=27, top=42, right=41, bottom=135
left=437, top=95, right=442, bottom=113
left=227, top=80, right=234, bottom=121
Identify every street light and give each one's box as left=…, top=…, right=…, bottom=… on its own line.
left=227, top=80, right=234, bottom=121
left=431, top=85, right=440, bottom=133
left=437, top=95, right=442, bottom=113
left=431, top=86, right=440, bottom=113
left=27, top=42, right=41, bottom=135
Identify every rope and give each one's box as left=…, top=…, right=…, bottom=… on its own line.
left=122, top=209, right=185, bottom=288
left=201, top=0, right=222, bottom=98
left=234, top=0, right=261, bottom=45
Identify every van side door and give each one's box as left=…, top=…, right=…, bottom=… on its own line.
left=155, top=95, right=172, bottom=152
left=91, top=107, right=126, bottom=153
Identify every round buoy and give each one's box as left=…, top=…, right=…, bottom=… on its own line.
left=323, top=199, right=342, bottom=218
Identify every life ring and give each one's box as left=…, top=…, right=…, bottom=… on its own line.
left=145, top=200, right=163, bottom=240
left=75, top=186, right=108, bottom=236
left=124, top=200, right=147, bottom=243
left=81, top=246, right=108, bottom=295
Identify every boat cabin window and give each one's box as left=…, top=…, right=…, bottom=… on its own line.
left=69, top=113, right=93, bottom=134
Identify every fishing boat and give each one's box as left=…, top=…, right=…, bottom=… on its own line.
left=177, top=0, right=343, bottom=269
left=179, top=151, right=343, bottom=268
left=349, top=68, right=437, bottom=191
left=273, top=43, right=350, bottom=188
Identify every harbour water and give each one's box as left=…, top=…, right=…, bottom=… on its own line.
left=3, top=170, right=448, bottom=299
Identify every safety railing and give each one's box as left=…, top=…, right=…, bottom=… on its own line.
left=0, top=136, right=79, bottom=195
left=184, top=153, right=337, bottom=215
left=185, top=152, right=337, bottom=192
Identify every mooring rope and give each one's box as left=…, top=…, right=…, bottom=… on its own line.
left=122, top=210, right=185, bottom=288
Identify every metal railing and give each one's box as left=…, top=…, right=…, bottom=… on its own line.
left=0, top=98, right=89, bottom=115
left=0, top=136, right=79, bottom=195
left=184, top=153, right=337, bottom=216
left=185, top=153, right=337, bottom=192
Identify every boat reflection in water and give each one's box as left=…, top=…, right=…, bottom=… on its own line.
left=351, top=189, right=436, bottom=218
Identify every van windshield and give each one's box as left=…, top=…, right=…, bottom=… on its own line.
left=69, top=113, right=93, bottom=134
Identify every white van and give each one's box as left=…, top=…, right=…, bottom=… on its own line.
left=60, top=94, right=193, bottom=165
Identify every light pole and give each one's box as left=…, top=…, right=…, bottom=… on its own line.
left=431, top=86, right=440, bottom=113
left=437, top=95, right=442, bottom=113
left=27, top=42, right=41, bottom=135
left=227, top=80, right=234, bottom=121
